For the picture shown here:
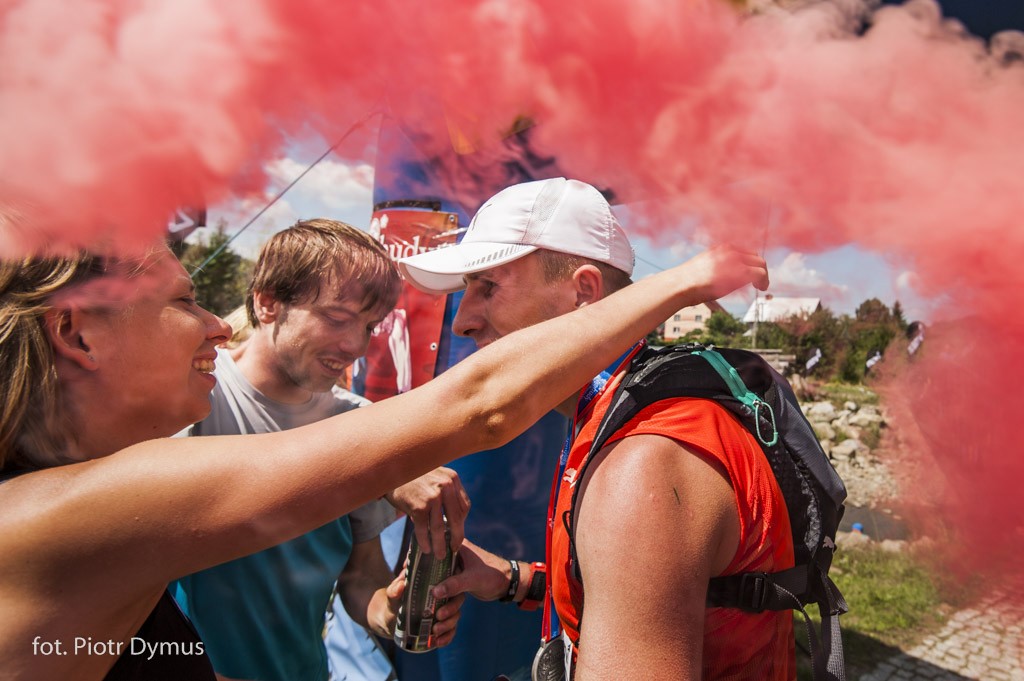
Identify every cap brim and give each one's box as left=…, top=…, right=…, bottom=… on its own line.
left=398, top=242, right=538, bottom=295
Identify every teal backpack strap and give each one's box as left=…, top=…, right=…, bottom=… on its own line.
left=692, top=347, right=778, bottom=447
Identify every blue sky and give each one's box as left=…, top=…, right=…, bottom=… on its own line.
left=201, top=149, right=929, bottom=325
left=623, top=232, right=927, bottom=322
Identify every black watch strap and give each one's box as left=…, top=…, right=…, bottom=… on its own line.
left=525, top=568, right=546, bottom=603
left=518, top=562, right=547, bottom=611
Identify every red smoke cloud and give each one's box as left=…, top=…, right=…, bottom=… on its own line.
left=2, top=0, right=1022, bottom=579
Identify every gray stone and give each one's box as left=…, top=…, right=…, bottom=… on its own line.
left=832, top=438, right=868, bottom=461
left=807, top=401, right=837, bottom=421
left=813, top=422, right=837, bottom=441
left=850, top=411, right=884, bottom=427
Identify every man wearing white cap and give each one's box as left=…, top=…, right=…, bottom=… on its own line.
left=399, top=178, right=794, bottom=681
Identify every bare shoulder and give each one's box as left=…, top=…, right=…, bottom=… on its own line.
left=575, top=433, right=739, bottom=585
left=571, top=434, right=741, bottom=680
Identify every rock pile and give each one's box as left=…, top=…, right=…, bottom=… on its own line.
left=800, top=399, right=899, bottom=507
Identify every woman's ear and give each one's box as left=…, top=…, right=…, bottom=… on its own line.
left=572, top=265, right=605, bottom=309
left=43, top=307, right=98, bottom=371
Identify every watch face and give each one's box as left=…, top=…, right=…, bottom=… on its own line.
left=531, top=638, right=566, bottom=681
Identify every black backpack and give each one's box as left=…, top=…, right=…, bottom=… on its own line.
left=567, top=343, right=848, bottom=681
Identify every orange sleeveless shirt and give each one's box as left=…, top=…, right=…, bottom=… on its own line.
left=549, top=369, right=796, bottom=679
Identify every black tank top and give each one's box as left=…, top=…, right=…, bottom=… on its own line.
left=103, top=589, right=215, bottom=680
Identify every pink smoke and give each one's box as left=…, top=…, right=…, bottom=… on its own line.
left=2, top=0, right=1022, bottom=579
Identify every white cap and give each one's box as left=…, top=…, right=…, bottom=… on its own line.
left=398, top=178, right=635, bottom=295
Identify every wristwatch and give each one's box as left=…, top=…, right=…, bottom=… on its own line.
left=518, top=562, right=547, bottom=611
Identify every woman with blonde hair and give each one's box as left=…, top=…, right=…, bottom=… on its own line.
left=0, top=242, right=767, bottom=680
left=219, top=304, right=252, bottom=349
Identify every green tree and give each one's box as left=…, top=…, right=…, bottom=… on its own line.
left=892, top=300, right=908, bottom=333
left=839, top=298, right=902, bottom=382
left=646, top=325, right=665, bottom=347
left=778, top=307, right=846, bottom=379
left=750, top=321, right=790, bottom=350
left=176, top=224, right=254, bottom=318
left=854, top=298, right=893, bottom=326
left=702, top=310, right=747, bottom=346
left=705, top=309, right=746, bottom=337
left=673, top=310, right=747, bottom=348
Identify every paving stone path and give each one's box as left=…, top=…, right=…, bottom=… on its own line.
left=858, top=576, right=1024, bottom=681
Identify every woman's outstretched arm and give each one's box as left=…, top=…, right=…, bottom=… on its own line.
left=4, top=245, right=767, bottom=591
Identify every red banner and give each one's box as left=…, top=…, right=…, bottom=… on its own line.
left=360, top=208, right=461, bottom=402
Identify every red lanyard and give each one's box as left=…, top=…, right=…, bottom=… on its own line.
left=542, top=341, right=644, bottom=642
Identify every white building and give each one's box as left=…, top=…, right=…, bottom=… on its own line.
left=742, top=296, right=821, bottom=324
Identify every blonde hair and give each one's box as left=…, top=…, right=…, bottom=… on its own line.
left=0, top=255, right=101, bottom=472
left=221, top=304, right=252, bottom=348
left=246, top=219, right=401, bottom=327
left=0, top=251, right=156, bottom=472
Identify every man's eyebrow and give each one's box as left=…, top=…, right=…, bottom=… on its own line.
left=320, top=299, right=362, bottom=314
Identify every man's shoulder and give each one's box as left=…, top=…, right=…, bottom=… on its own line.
left=589, top=430, right=692, bottom=480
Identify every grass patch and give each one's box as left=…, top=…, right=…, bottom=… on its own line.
left=833, top=545, right=939, bottom=641
left=816, top=382, right=879, bottom=409
left=858, top=422, right=882, bottom=449
left=794, top=543, right=978, bottom=680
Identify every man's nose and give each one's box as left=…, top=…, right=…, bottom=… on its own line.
left=352, top=331, right=372, bottom=358
left=452, top=297, right=478, bottom=339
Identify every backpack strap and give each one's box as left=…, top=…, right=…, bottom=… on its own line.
left=691, top=348, right=778, bottom=446
left=565, top=345, right=717, bottom=583
left=566, top=344, right=759, bottom=584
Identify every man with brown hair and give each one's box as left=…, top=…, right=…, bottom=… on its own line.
left=173, top=219, right=470, bottom=681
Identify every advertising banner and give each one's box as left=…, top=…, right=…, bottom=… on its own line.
left=359, top=207, right=461, bottom=401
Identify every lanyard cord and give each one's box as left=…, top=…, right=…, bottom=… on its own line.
left=542, top=341, right=644, bottom=643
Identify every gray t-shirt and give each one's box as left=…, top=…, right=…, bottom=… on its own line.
left=174, top=348, right=397, bottom=681
left=191, top=347, right=394, bottom=540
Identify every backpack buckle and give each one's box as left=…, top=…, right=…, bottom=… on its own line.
left=737, top=572, right=770, bottom=612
